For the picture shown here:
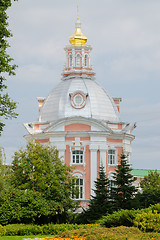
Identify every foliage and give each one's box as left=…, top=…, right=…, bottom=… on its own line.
left=55, top=226, right=160, bottom=240
left=97, top=208, right=138, bottom=228
left=0, top=224, right=6, bottom=236
left=0, top=0, right=18, bottom=133
left=1, top=224, right=160, bottom=239
left=29, top=237, right=86, bottom=240
left=0, top=188, right=58, bottom=225
left=137, top=170, right=160, bottom=208
left=97, top=204, right=160, bottom=230
left=76, top=165, right=110, bottom=223
left=8, top=142, right=78, bottom=224
left=111, top=153, right=137, bottom=210
left=4, top=223, right=100, bottom=236
left=0, top=148, right=5, bottom=191
left=134, top=210, right=160, bottom=233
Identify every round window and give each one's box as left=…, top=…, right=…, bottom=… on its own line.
left=75, top=94, right=83, bottom=105
left=71, top=92, right=86, bottom=109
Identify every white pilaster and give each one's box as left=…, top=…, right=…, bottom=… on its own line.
left=58, top=150, right=65, bottom=163
left=82, top=48, right=84, bottom=67
left=73, top=48, right=75, bottom=67
left=90, top=145, right=98, bottom=197
left=56, top=144, right=66, bottom=163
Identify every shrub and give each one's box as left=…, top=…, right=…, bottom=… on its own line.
left=97, top=209, right=138, bottom=227
left=4, top=223, right=100, bottom=236
left=134, top=210, right=160, bottom=232
left=97, top=204, right=160, bottom=229
left=55, top=226, right=160, bottom=240
left=0, top=224, right=6, bottom=236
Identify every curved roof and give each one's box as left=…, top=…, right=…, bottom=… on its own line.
left=38, top=78, right=120, bottom=123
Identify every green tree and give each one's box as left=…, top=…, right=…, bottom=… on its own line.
left=0, top=0, right=18, bottom=133
left=10, top=142, right=78, bottom=223
left=77, top=164, right=110, bottom=223
left=0, top=188, right=53, bottom=225
left=137, top=170, right=160, bottom=208
left=111, top=153, right=137, bottom=210
left=0, top=148, right=4, bottom=191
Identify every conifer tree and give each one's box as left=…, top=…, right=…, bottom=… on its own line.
left=77, top=164, right=110, bottom=223
left=111, top=153, right=137, bottom=210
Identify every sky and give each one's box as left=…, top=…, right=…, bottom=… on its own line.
left=1, top=0, right=160, bottom=169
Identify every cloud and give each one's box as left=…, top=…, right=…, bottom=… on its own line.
left=16, top=64, right=61, bottom=84
left=3, top=0, right=160, bottom=169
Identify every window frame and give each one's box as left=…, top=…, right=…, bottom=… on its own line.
left=84, top=54, right=88, bottom=67
left=71, top=150, right=84, bottom=165
left=71, top=177, right=84, bottom=200
left=76, top=53, right=81, bottom=67
left=108, top=149, right=117, bottom=166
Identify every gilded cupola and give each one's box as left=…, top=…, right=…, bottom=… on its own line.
left=69, top=6, right=87, bottom=45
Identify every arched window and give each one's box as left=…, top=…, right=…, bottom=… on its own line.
left=76, top=54, right=81, bottom=67
left=69, top=54, right=72, bottom=67
left=72, top=178, right=84, bottom=199
left=84, top=55, right=88, bottom=67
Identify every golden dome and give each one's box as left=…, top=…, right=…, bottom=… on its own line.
left=69, top=18, right=87, bottom=45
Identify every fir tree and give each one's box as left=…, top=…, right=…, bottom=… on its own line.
left=77, top=164, right=110, bottom=223
left=111, top=153, right=137, bottom=210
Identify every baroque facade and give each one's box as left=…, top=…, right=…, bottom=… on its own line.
left=24, top=14, right=136, bottom=207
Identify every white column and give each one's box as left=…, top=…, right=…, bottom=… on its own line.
left=90, top=145, right=98, bottom=197
left=56, top=144, right=66, bottom=163
left=58, top=150, right=65, bottom=163
left=82, top=48, right=84, bottom=67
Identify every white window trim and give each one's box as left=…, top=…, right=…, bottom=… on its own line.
left=108, top=148, right=117, bottom=166
left=71, top=172, right=85, bottom=200
left=84, top=54, right=88, bottom=67
left=71, top=149, right=84, bottom=165
left=76, top=53, right=81, bottom=67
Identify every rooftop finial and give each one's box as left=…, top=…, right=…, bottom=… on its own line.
left=69, top=4, right=87, bottom=45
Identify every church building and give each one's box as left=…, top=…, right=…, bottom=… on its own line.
left=24, top=13, right=136, bottom=208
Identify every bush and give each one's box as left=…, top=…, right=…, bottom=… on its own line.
left=134, top=210, right=160, bottom=232
left=0, top=224, right=6, bottom=236
left=55, top=226, right=160, bottom=240
left=98, top=204, right=160, bottom=229
left=4, top=223, right=100, bottom=236
left=97, top=209, right=138, bottom=227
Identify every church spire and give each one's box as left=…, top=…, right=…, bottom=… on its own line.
left=69, top=6, right=87, bottom=45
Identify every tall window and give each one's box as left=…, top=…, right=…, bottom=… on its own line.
left=108, top=149, right=116, bottom=165
left=72, top=150, right=84, bottom=164
left=69, top=54, right=72, bottom=67
left=84, top=55, right=88, bottom=67
left=76, top=54, right=81, bottom=67
left=108, top=172, right=116, bottom=194
left=72, top=178, right=84, bottom=199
